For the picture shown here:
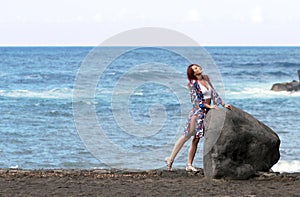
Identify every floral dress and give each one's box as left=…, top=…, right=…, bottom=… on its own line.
left=183, top=79, right=223, bottom=138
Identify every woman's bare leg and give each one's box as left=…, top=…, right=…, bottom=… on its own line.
left=169, top=135, right=189, bottom=162
left=166, top=116, right=196, bottom=169
left=187, top=137, right=200, bottom=166
left=186, top=116, right=201, bottom=172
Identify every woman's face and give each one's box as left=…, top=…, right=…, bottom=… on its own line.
left=192, top=65, right=203, bottom=76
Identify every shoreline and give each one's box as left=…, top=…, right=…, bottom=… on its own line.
left=1, top=168, right=299, bottom=196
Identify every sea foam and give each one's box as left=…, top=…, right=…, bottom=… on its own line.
left=0, top=88, right=72, bottom=99
left=226, top=87, right=300, bottom=99
left=271, top=160, right=300, bottom=173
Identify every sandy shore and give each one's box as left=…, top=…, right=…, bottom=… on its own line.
left=0, top=168, right=299, bottom=196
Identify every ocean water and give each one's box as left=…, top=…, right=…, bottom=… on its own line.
left=0, top=46, right=299, bottom=172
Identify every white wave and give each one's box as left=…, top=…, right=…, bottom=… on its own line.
left=133, top=92, right=144, bottom=96
left=9, top=165, right=19, bottom=169
left=226, top=87, right=300, bottom=99
left=271, top=160, right=300, bottom=173
left=0, top=88, right=73, bottom=99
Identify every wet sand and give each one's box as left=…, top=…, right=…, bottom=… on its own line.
left=0, top=168, right=299, bottom=196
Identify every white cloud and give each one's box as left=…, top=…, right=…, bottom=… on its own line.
left=251, top=6, right=263, bottom=24
left=93, top=14, right=103, bottom=23
left=185, top=9, right=201, bottom=22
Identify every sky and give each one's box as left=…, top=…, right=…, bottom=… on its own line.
left=1, top=0, right=300, bottom=46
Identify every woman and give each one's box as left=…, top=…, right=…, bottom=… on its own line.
left=165, top=64, right=232, bottom=172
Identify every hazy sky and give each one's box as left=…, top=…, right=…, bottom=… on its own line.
left=1, top=0, right=300, bottom=46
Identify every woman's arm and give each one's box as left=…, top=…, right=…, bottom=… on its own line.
left=206, top=76, right=232, bottom=110
left=205, top=75, right=223, bottom=106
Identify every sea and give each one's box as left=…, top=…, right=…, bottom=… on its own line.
left=0, top=46, right=299, bottom=172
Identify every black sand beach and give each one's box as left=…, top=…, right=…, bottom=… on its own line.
left=0, top=169, right=299, bottom=196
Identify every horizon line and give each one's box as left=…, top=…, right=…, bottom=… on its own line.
left=1, top=44, right=300, bottom=47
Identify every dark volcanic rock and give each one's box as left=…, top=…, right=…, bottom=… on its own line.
left=203, top=106, right=280, bottom=180
left=271, top=80, right=300, bottom=92
left=271, top=69, right=300, bottom=91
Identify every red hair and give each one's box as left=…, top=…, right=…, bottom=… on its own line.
left=187, top=64, right=202, bottom=83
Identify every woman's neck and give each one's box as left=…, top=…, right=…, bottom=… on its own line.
left=196, top=74, right=203, bottom=80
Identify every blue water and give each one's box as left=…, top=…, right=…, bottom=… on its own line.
left=0, top=47, right=299, bottom=171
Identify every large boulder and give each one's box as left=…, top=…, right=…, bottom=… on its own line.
left=203, top=106, right=280, bottom=180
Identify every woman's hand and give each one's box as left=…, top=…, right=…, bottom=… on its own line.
left=224, top=104, right=232, bottom=110
left=210, top=104, right=219, bottom=110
